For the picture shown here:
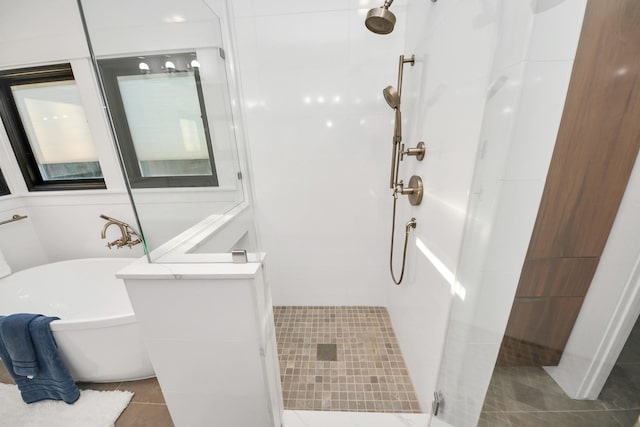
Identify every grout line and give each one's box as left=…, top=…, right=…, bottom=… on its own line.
left=274, top=306, right=421, bottom=414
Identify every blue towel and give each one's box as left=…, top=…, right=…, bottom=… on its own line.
left=0, top=313, right=41, bottom=377
left=0, top=315, right=80, bottom=404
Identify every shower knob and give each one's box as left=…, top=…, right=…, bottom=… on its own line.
left=397, top=175, right=423, bottom=206
left=402, top=141, right=426, bottom=161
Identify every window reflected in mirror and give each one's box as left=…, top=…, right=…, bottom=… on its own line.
left=98, top=52, right=219, bottom=188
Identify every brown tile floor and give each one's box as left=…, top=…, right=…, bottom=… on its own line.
left=274, top=306, right=422, bottom=413
left=0, top=363, right=173, bottom=426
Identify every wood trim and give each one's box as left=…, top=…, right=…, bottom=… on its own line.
left=516, top=257, right=600, bottom=297
left=500, top=297, right=583, bottom=366
left=499, top=0, right=640, bottom=366
left=527, top=0, right=640, bottom=259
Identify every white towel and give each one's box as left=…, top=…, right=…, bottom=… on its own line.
left=0, top=248, right=11, bottom=278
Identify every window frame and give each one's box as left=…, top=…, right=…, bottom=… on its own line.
left=0, top=64, right=106, bottom=191
left=0, top=169, right=9, bottom=196
left=97, top=53, right=219, bottom=189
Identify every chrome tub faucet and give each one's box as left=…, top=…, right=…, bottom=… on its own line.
left=100, top=214, right=142, bottom=249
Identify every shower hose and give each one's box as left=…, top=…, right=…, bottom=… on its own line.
left=389, top=192, right=417, bottom=285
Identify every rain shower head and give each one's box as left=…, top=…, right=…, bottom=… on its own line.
left=365, top=0, right=396, bottom=35
left=383, top=85, right=400, bottom=109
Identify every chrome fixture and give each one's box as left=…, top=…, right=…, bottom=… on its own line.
left=388, top=176, right=422, bottom=284
left=384, top=55, right=427, bottom=285
left=383, top=85, right=400, bottom=109
left=365, top=0, right=397, bottom=35
left=395, top=175, right=424, bottom=206
left=432, top=391, right=443, bottom=416
left=389, top=205, right=417, bottom=285
left=401, top=141, right=426, bottom=161
left=365, top=0, right=437, bottom=35
left=0, top=214, right=28, bottom=227
left=232, top=250, right=248, bottom=264
left=385, top=54, right=415, bottom=189
left=100, top=214, right=142, bottom=249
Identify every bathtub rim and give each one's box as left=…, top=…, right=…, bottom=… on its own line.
left=50, top=313, right=137, bottom=331
left=0, top=257, right=139, bottom=332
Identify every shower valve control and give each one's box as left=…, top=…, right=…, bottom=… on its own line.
left=395, top=175, right=423, bottom=206
left=401, top=141, right=426, bottom=161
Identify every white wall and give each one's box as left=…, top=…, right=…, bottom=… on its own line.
left=0, top=0, right=251, bottom=268
left=229, top=0, right=585, bottom=413
left=231, top=0, right=409, bottom=306
left=120, top=262, right=280, bottom=427
left=80, top=0, right=249, bottom=256
left=0, top=0, right=143, bottom=268
left=0, top=0, right=88, bottom=69
left=386, top=0, right=503, bottom=412
left=79, top=0, right=223, bottom=57
left=0, top=196, right=48, bottom=271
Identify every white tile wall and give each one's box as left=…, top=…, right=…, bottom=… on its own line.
left=503, top=61, right=574, bottom=181
left=254, top=0, right=349, bottom=17
left=0, top=0, right=88, bottom=69
left=490, top=1, right=536, bottom=72
left=79, top=0, right=224, bottom=57
left=527, top=0, right=587, bottom=61
left=0, top=0, right=142, bottom=268
left=387, top=0, right=501, bottom=411
left=0, top=200, right=49, bottom=272
left=482, top=180, right=546, bottom=274
left=0, top=0, right=250, bottom=268
left=232, top=0, right=405, bottom=307
left=231, top=0, right=581, bottom=416
left=23, top=192, right=144, bottom=262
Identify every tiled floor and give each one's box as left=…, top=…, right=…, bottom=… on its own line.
left=0, top=364, right=173, bottom=426
left=274, top=306, right=422, bottom=413
left=480, top=316, right=640, bottom=427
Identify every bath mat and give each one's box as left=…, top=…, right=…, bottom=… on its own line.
left=0, top=383, right=133, bottom=427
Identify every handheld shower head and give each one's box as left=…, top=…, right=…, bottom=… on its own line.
left=365, top=0, right=396, bottom=35
left=383, top=55, right=414, bottom=111
left=385, top=54, right=414, bottom=189
left=383, top=85, right=400, bottom=109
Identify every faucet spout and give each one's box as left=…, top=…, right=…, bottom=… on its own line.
left=100, top=214, right=142, bottom=249
left=101, top=221, right=126, bottom=239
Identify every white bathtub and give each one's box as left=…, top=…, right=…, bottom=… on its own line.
left=0, top=258, right=154, bottom=383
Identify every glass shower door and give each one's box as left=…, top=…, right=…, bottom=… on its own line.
left=78, top=0, right=256, bottom=263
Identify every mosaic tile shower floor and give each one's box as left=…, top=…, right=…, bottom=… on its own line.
left=274, top=306, right=422, bottom=413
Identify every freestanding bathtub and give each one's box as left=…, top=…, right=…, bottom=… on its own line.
left=0, top=258, right=154, bottom=383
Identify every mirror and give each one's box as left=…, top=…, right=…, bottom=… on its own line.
left=78, top=0, right=249, bottom=261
